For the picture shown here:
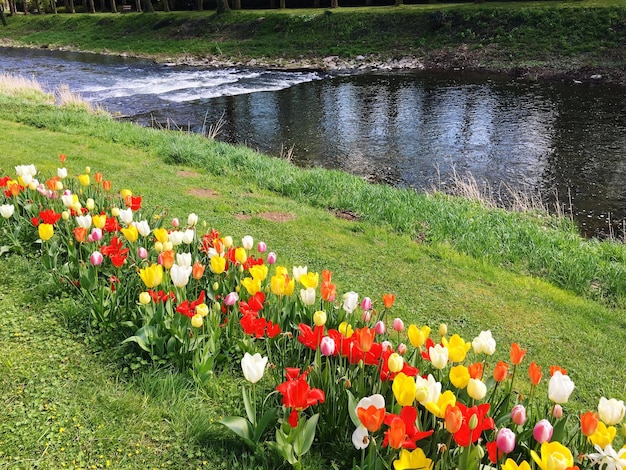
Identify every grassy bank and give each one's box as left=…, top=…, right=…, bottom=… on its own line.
left=1, top=84, right=626, bottom=467
left=1, top=2, right=625, bottom=78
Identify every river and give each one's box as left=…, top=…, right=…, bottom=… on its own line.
left=1, top=46, right=625, bottom=237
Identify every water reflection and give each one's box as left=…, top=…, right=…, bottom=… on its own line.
left=1, top=47, right=625, bottom=236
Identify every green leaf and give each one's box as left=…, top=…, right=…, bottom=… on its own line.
left=253, top=407, right=277, bottom=443
left=242, top=385, right=256, bottom=426
left=346, top=389, right=361, bottom=428
left=294, top=413, right=318, bottom=457
left=218, top=416, right=254, bottom=449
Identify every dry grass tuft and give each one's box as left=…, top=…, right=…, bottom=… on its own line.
left=56, top=84, right=104, bottom=114
left=0, top=73, right=53, bottom=102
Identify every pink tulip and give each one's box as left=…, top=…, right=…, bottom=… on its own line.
left=374, top=320, right=386, bottom=335
left=393, top=318, right=404, bottom=332
left=362, top=311, right=372, bottom=323
left=511, top=405, right=527, bottom=426
left=257, top=241, right=267, bottom=253
left=137, top=247, right=148, bottom=259
left=397, top=343, right=407, bottom=355
left=320, top=336, right=336, bottom=356
left=381, top=340, right=393, bottom=352
left=224, top=292, right=239, bottom=306
left=496, top=428, right=516, bottom=454
left=533, top=419, right=553, bottom=443
left=171, top=217, right=179, bottom=227
left=91, top=228, right=103, bottom=242
left=267, top=252, right=277, bottom=264
left=90, top=251, right=103, bottom=266
left=552, top=404, right=563, bottom=419
left=361, top=297, right=372, bottom=311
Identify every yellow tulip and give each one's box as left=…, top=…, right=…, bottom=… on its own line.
left=449, top=365, right=470, bottom=389
left=299, top=272, right=319, bottom=289
left=392, top=372, right=417, bottom=407
left=78, top=174, right=90, bottom=186
left=501, top=459, right=532, bottom=470
left=388, top=353, right=404, bottom=374
left=241, top=277, right=261, bottom=295
left=408, top=324, right=430, bottom=348
left=338, top=321, right=354, bottom=338
left=313, top=310, right=327, bottom=327
left=589, top=421, right=617, bottom=449
left=249, top=264, right=268, bottom=281
left=530, top=441, right=574, bottom=470
left=393, top=448, right=433, bottom=470
left=121, top=189, right=132, bottom=199
left=271, top=273, right=294, bottom=297
left=38, top=223, right=54, bottom=241
left=191, top=314, right=203, bottom=328
left=139, top=292, right=151, bottom=305
left=195, top=303, right=209, bottom=318
left=139, top=264, right=163, bottom=289
left=235, top=247, right=247, bottom=264
left=92, top=214, right=106, bottom=229
left=121, top=225, right=138, bottom=243
left=210, top=255, right=226, bottom=275
left=153, top=227, right=169, bottom=243
left=443, top=334, right=471, bottom=363
left=424, top=390, right=457, bottom=419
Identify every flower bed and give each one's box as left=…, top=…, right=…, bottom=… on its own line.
left=1, top=158, right=625, bottom=469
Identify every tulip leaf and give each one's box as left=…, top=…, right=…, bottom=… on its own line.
left=218, top=416, right=254, bottom=449
left=242, top=385, right=256, bottom=425
left=253, top=407, right=277, bottom=443
left=294, top=413, right=319, bottom=457
left=346, top=389, right=361, bottom=428
left=552, top=415, right=569, bottom=443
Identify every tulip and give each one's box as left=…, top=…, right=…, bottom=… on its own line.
left=552, top=404, right=563, bottom=419
left=392, top=318, right=404, bottom=332
left=598, top=397, right=626, bottom=425
left=171, top=264, right=192, bottom=288
left=38, top=223, right=54, bottom=241
left=300, top=287, right=316, bottom=306
left=191, top=314, right=203, bottom=328
left=91, top=228, right=103, bottom=242
left=424, top=390, right=456, bottom=419
left=472, top=330, right=496, bottom=355
left=171, top=217, right=179, bottom=227
left=320, top=336, right=336, bottom=356
left=449, top=365, right=470, bottom=389
left=445, top=405, right=463, bottom=434
left=467, top=378, right=487, bottom=400
left=85, top=198, right=95, bottom=211
left=139, top=264, right=163, bottom=289
left=267, top=251, right=277, bottom=264
left=429, top=344, right=448, bottom=370
left=224, top=292, right=239, bottom=306
left=241, top=235, right=254, bottom=250
left=408, top=324, right=431, bottom=348
left=533, top=419, right=553, bottom=443
left=139, top=292, right=151, bottom=305
left=443, top=334, right=471, bottom=363
left=153, top=227, right=168, bottom=243
left=393, top=448, right=433, bottom=470
left=0, top=204, right=15, bottom=218
left=361, top=297, right=372, bottom=311
left=392, top=372, right=416, bottom=407
left=169, top=231, right=183, bottom=246
left=362, top=311, right=371, bottom=322
left=241, top=352, right=268, bottom=384
left=118, top=208, right=133, bottom=225
left=381, top=341, right=392, bottom=352
left=137, top=247, right=148, bottom=259
left=374, top=320, right=386, bottom=335
left=548, top=371, right=575, bottom=404
left=530, top=441, right=573, bottom=470
left=342, top=291, right=359, bottom=314
left=493, top=361, right=510, bottom=383
left=75, top=215, right=92, bottom=229
left=192, top=262, right=205, bottom=280
left=249, top=264, right=268, bottom=281
left=210, top=256, right=226, bottom=274
left=89, top=251, right=103, bottom=266
left=57, top=167, right=68, bottom=179
left=511, top=405, right=527, bottom=426
left=589, top=421, right=617, bottom=449
left=496, top=428, right=516, bottom=454
left=510, top=343, right=527, bottom=365
left=234, top=247, right=246, bottom=264
left=241, top=277, right=261, bottom=295
left=182, top=229, right=195, bottom=245
left=356, top=394, right=386, bottom=432
left=580, top=411, right=599, bottom=437
left=382, top=293, right=395, bottom=309
left=415, top=374, right=441, bottom=405
left=176, top=252, right=192, bottom=268
left=187, top=213, right=198, bottom=227
left=313, top=310, right=327, bottom=327
left=501, top=460, right=531, bottom=470
left=439, top=323, right=448, bottom=336
left=352, top=425, right=369, bottom=450
left=388, top=353, right=404, bottom=373
left=299, top=272, right=319, bottom=289
left=121, top=225, right=138, bottom=242
left=136, top=220, right=150, bottom=237
left=397, top=343, right=407, bottom=355
left=78, top=174, right=90, bottom=186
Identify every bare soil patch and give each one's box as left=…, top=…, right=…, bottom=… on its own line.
left=187, top=188, right=218, bottom=198
left=234, top=212, right=296, bottom=222
left=332, top=209, right=360, bottom=221
left=177, top=170, right=201, bottom=178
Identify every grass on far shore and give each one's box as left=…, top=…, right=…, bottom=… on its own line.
left=1, top=79, right=625, bottom=468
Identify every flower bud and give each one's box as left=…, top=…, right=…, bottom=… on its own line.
left=212, top=281, right=219, bottom=292
left=62, top=210, right=70, bottom=221
left=224, top=292, right=239, bottom=306
left=552, top=404, right=563, bottom=419
left=313, top=310, right=327, bottom=327
left=468, top=414, right=479, bottom=430
left=374, top=320, right=386, bottom=335
left=397, top=343, right=407, bottom=355
left=111, top=207, right=120, bottom=217
left=187, top=213, right=198, bottom=227
left=137, top=247, right=148, bottom=259
left=361, top=297, right=372, bottom=311
left=89, top=251, right=103, bottom=266
left=257, top=241, right=267, bottom=253
left=86, top=198, right=95, bottom=211
left=91, top=228, right=103, bottom=242
left=533, top=419, right=553, bottom=443
left=362, top=311, right=372, bottom=322
left=171, top=217, right=179, bottom=227
left=191, top=314, right=203, bottom=328
left=439, top=323, right=448, bottom=337
left=393, top=318, right=404, bottom=332
left=139, top=292, right=151, bottom=305
left=242, top=235, right=254, bottom=250
left=511, top=405, right=527, bottom=426
left=267, top=252, right=277, bottom=264
left=195, top=303, right=209, bottom=317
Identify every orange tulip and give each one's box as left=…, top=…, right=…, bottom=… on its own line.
left=468, top=362, right=483, bottom=380
left=160, top=250, right=175, bottom=270
left=320, top=269, right=336, bottom=302
left=510, top=343, right=527, bottom=365
left=59, top=153, right=66, bottom=162
left=445, top=405, right=463, bottom=434
left=493, top=361, right=509, bottom=383
left=550, top=365, right=567, bottom=377
left=73, top=227, right=87, bottom=243
left=529, top=361, right=543, bottom=386
left=94, top=172, right=103, bottom=184
left=192, top=262, right=205, bottom=280
left=357, top=406, right=386, bottom=433
left=355, top=327, right=376, bottom=353
left=580, top=411, right=599, bottom=437
left=382, top=293, right=396, bottom=309
left=102, top=180, right=112, bottom=192
left=387, top=417, right=406, bottom=449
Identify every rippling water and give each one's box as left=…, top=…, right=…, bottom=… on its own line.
left=2, top=47, right=625, bottom=237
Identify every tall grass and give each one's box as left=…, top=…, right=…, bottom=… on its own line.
left=2, top=87, right=626, bottom=306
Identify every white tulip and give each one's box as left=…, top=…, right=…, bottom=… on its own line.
left=170, top=264, right=192, bottom=288
left=242, top=235, right=254, bottom=250
left=598, top=397, right=626, bottom=425
left=240, top=352, right=268, bottom=384
left=300, top=287, right=316, bottom=306
left=342, top=291, right=359, bottom=314
left=548, top=371, right=575, bottom=404
left=472, top=330, right=497, bottom=355
left=429, top=344, right=449, bottom=370
left=0, top=204, right=15, bottom=218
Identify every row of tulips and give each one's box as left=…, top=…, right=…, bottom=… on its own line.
left=1, top=158, right=625, bottom=469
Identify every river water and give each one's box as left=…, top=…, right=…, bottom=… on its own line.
left=2, top=47, right=625, bottom=237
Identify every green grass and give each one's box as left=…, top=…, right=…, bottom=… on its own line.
left=1, top=2, right=625, bottom=71
left=1, top=90, right=626, bottom=467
